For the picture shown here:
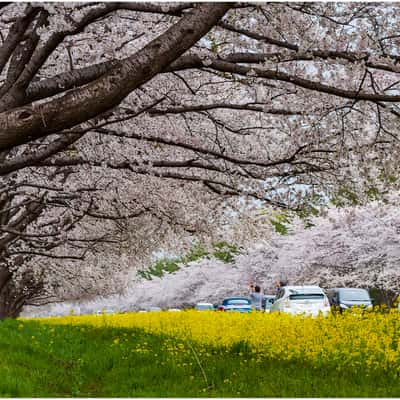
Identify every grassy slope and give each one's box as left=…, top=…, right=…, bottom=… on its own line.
left=0, top=318, right=398, bottom=397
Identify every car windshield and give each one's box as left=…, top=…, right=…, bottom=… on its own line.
left=340, top=289, right=370, bottom=301
left=225, top=299, right=250, bottom=305
left=288, top=290, right=325, bottom=301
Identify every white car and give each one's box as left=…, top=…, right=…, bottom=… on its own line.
left=194, top=302, right=215, bottom=311
left=148, top=306, right=162, bottom=312
left=95, top=309, right=115, bottom=315
left=270, top=285, right=330, bottom=317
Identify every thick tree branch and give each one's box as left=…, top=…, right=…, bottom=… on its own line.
left=0, top=3, right=231, bottom=150
left=0, top=132, right=83, bottom=175
left=25, top=60, right=117, bottom=104
left=0, top=5, right=41, bottom=76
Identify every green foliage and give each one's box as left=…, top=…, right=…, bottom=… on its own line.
left=212, top=241, right=240, bottom=263
left=257, top=193, right=324, bottom=233
left=269, top=212, right=291, bottom=235
left=137, top=258, right=180, bottom=280
left=331, top=186, right=362, bottom=208
left=295, top=202, right=321, bottom=229
left=330, top=178, right=399, bottom=208
left=0, top=319, right=398, bottom=397
left=206, top=32, right=219, bottom=53
left=184, top=242, right=209, bottom=263
left=138, top=241, right=241, bottom=280
left=210, top=38, right=218, bottom=53
left=365, top=186, right=381, bottom=201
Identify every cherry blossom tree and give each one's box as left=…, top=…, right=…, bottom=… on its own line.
left=21, top=196, right=400, bottom=317
left=2, top=2, right=400, bottom=317
left=0, top=2, right=233, bottom=317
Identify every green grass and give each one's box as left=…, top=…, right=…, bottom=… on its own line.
left=138, top=241, right=240, bottom=280
left=0, top=318, right=398, bottom=397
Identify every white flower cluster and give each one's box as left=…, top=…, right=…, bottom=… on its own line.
left=23, top=198, right=400, bottom=317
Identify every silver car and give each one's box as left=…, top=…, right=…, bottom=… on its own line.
left=326, top=288, right=373, bottom=312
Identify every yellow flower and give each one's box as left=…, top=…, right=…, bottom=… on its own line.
left=32, top=308, right=400, bottom=376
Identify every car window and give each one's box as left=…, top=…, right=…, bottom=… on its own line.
left=226, top=299, right=250, bottom=305
left=289, top=293, right=325, bottom=300
left=339, top=289, right=370, bottom=301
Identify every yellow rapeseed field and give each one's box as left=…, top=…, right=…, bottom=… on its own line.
left=36, top=309, right=400, bottom=376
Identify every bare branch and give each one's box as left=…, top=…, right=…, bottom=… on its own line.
left=148, top=102, right=305, bottom=116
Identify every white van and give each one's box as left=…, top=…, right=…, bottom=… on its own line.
left=270, top=285, right=330, bottom=317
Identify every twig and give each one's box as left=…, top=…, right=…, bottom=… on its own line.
left=185, top=339, right=212, bottom=389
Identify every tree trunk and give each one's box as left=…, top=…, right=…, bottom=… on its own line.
left=0, top=268, right=22, bottom=318
left=0, top=293, right=22, bottom=319
left=0, top=262, right=40, bottom=319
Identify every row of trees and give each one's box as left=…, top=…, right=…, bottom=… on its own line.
left=1, top=2, right=400, bottom=317
left=23, top=198, right=400, bottom=316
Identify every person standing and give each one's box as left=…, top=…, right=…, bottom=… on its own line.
left=274, top=278, right=288, bottom=294
left=249, top=284, right=263, bottom=311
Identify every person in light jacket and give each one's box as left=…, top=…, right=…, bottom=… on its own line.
left=249, top=284, right=263, bottom=311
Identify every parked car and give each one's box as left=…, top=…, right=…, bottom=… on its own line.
left=218, top=297, right=252, bottom=313
left=138, top=306, right=162, bottom=312
left=262, top=295, right=275, bottom=312
left=194, top=302, right=215, bottom=311
left=95, top=309, right=115, bottom=315
left=148, top=306, right=162, bottom=312
left=326, top=288, right=373, bottom=312
left=270, top=285, right=330, bottom=317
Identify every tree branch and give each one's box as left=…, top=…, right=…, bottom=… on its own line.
left=170, top=56, right=400, bottom=102
left=148, top=102, right=305, bottom=116
left=0, top=3, right=231, bottom=150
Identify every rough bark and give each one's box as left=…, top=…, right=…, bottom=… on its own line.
left=0, top=3, right=231, bottom=150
